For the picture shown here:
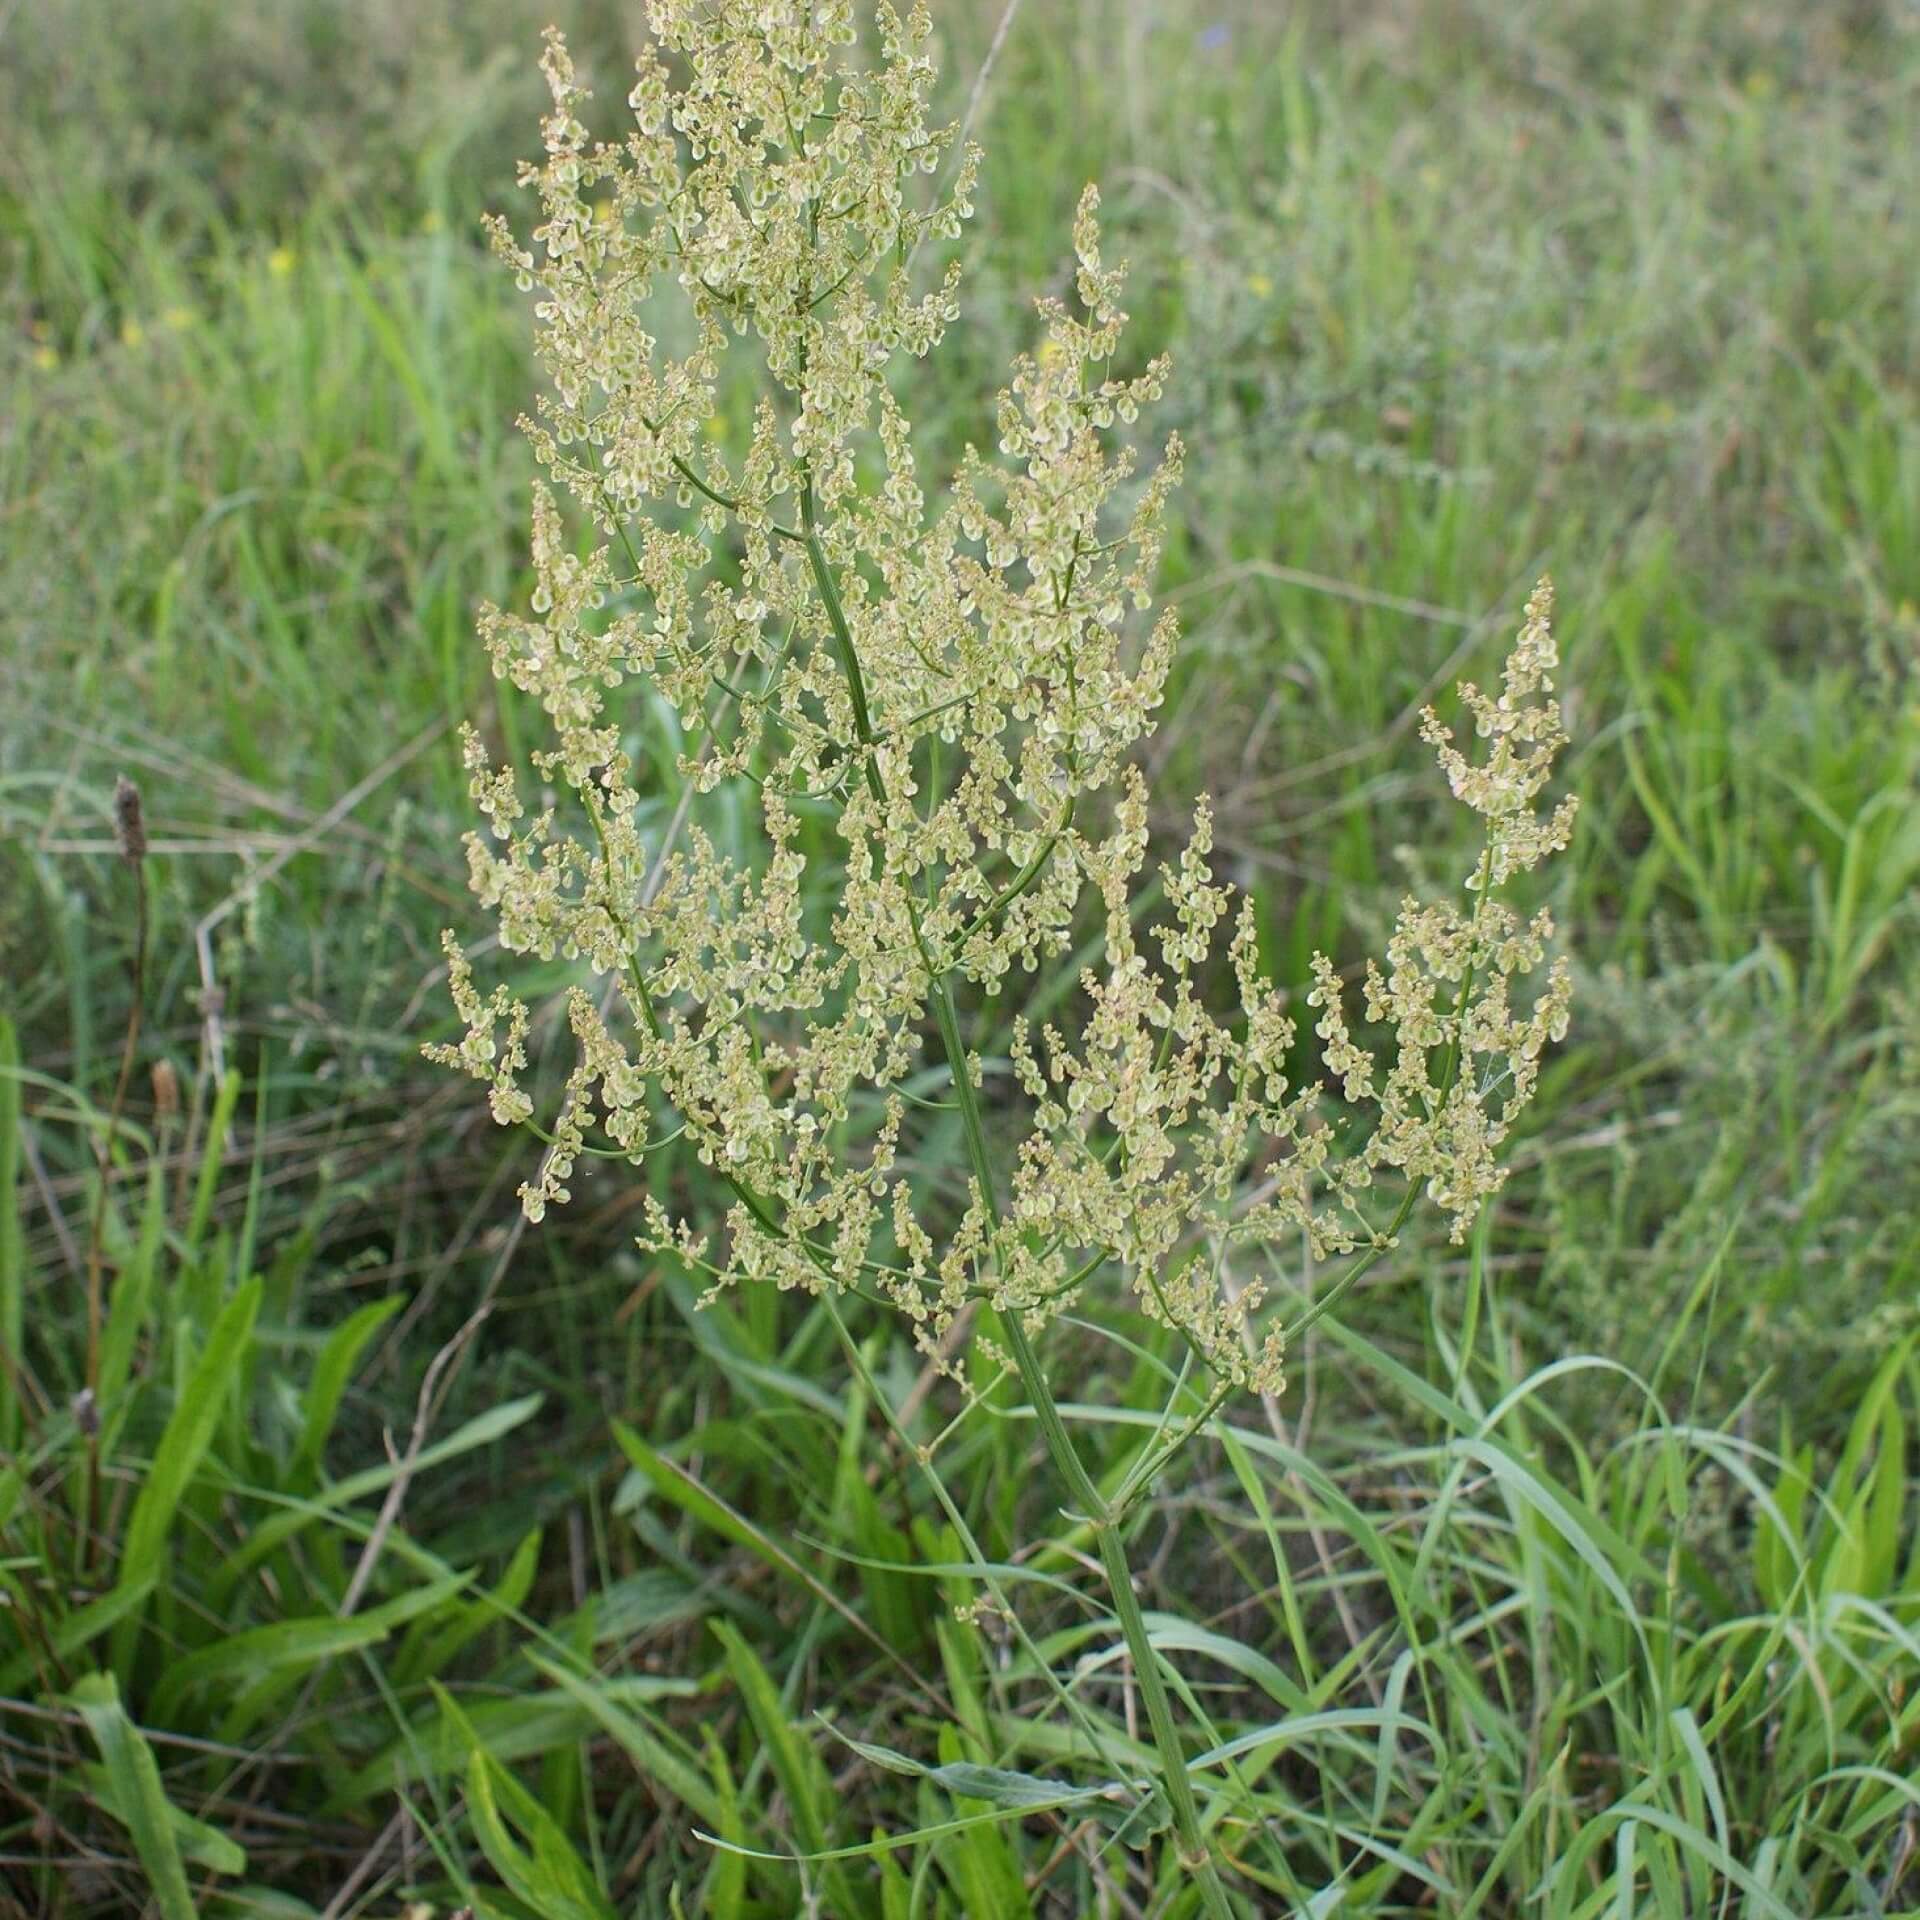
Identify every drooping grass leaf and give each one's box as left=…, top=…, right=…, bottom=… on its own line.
left=150, top=1568, right=470, bottom=1727
left=110, top=1275, right=261, bottom=1666
left=293, top=1292, right=404, bottom=1481
left=68, top=1671, right=199, bottom=1920
left=527, top=1650, right=725, bottom=1829
left=432, top=1682, right=618, bottom=1920
left=79, top=1761, right=246, bottom=1876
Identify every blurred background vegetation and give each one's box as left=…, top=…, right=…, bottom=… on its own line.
left=3, top=1, right=1917, bottom=1915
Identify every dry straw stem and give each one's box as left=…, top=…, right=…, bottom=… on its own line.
left=434, top=3, right=1577, bottom=1906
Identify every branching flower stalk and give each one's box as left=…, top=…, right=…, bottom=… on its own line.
left=434, top=5, right=1576, bottom=1907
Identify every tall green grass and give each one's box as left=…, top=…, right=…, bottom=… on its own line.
left=3, top=0, right=1915, bottom=1912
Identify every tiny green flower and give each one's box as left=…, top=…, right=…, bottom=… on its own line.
left=435, top=0, right=1576, bottom=1403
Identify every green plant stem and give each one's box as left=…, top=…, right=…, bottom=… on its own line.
left=794, top=497, right=1238, bottom=1910
left=1000, top=1312, right=1239, bottom=1912
left=816, top=1294, right=1128, bottom=1774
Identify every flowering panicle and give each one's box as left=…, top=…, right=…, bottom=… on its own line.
left=434, top=2, right=1576, bottom=1401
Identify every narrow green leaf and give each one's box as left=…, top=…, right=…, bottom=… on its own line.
left=69, top=1672, right=198, bottom=1920
left=528, top=1651, right=725, bottom=1828
left=0, top=1578, right=154, bottom=1694
left=700, top=1735, right=749, bottom=1920
left=709, top=1618, right=828, bottom=1857
left=434, top=1682, right=617, bottom=1920
left=152, top=1571, right=469, bottom=1724
left=833, top=1724, right=1162, bottom=1847
left=1373, top=1650, right=1415, bottom=1828
left=1668, top=1708, right=1730, bottom=1861
left=208, top=1393, right=543, bottom=1607
left=614, top=1421, right=767, bottom=1562
left=338, top=1676, right=698, bottom=1805
left=98, top=1155, right=164, bottom=1422
left=294, top=1294, right=404, bottom=1481
left=1755, top=1441, right=1811, bottom=1612
left=185, top=1073, right=244, bottom=1256
left=1861, top=1397, right=1906, bottom=1598
left=80, top=1762, right=246, bottom=1876
left=1612, top=1819, right=1639, bottom=1917
left=465, top=1756, right=616, bottom=1920
left=932, top=1722, right=1036, bottom=1919
left=401, top=1525, right=542, bottom=1684
left=111, top=1277, right=262, bottom=1661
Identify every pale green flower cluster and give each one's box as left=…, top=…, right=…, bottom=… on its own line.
left=431, top=1, right=1576, bottom=1401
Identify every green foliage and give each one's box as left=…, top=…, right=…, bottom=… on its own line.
left=0, top=1063, right=548, bottom=1910
left=67, top=1672, right=202, bottom=1920
left=3, top=1, right=1916, bottom=1915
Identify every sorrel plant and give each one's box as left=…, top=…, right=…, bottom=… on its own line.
left=435, top=6, right=1576, bottom=1907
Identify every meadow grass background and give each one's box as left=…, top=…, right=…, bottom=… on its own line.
left=3, top=0, right=1919, bottom=1913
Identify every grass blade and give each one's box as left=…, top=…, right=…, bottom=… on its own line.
left=109, top=1276, right=261, bottom=1667
left=68, top=1671, right=199, bottom=1920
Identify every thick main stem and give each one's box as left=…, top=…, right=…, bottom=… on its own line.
left=1000, top=1310, right=1238, bottom=1916
left=942, top=958, right=1237, bottom=1913
left=801, top=464, right=1237, bottom=1917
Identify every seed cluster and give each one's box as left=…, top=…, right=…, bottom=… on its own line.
left=433, top=1, right=1576, bottom=1402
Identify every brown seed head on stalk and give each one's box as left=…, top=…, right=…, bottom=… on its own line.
left=112, top=775, right=146, bottom=863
